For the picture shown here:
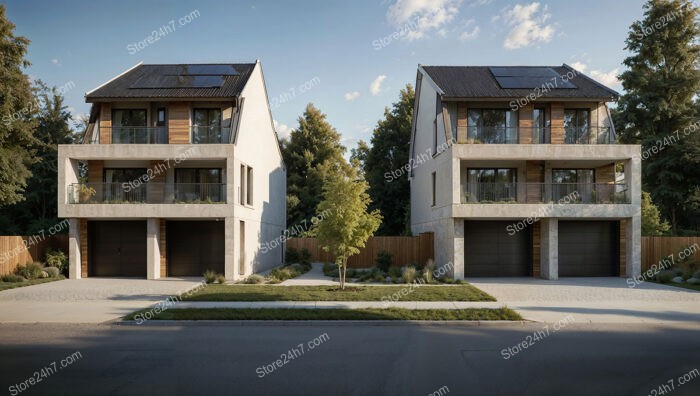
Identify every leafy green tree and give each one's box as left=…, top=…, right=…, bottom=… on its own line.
left=312, top=162, right=382, bottom=290
left=641, top=191, right=671, bottom=235
left=362, top=85, right=414, bottom=235
left=616, top=0, right=700, bottom=233
left=0, top=5, right=37, bottom=206
left=282, top=104, right=347, bottom=227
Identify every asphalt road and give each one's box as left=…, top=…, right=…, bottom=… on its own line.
left=0, top=322, right=698, bottom=396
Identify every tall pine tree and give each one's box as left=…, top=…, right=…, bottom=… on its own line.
left=616, top=0, right=700, bottom=233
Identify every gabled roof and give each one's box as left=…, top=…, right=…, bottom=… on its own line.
left=86, top=62, right=256, bottom=102
left=420, top=64, right=619, bottom=101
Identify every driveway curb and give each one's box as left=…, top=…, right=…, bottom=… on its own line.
left=115, top=319, right=531, bottom=326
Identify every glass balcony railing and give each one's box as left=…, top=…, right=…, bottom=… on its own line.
left=68, top=183, right=226, bottom=204
left=191, top=126, right=230, bottom=144
left=466, top=126, right=519, bottom=144
left=460, top=182, right=630, bottom=204
left=108, top=126, right=168, bottom=144
left=457, top=126, right=614, bottom=144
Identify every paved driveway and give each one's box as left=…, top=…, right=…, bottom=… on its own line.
left=468, top=277, right=700, bottom=324
left=0, top=278, right=202, bottom=323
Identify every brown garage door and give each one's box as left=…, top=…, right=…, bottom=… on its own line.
left=465, top=221, right=531, bottom=277
left=167, top=221, right=225, bottom=276
left=559, top=221, right=619, bottom=277
left=88, top=221, right=147, bottom=277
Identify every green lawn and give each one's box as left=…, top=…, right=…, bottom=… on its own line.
left=181, top=284, right=496, bottom=302
left=124, top=307, right=520, bottom=321
left=0, top=276, right=65, bottom=292
left=655, top=281, right=700, bottom=292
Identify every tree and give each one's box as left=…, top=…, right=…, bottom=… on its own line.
left=616, top=0, right=700, bottom=233
left=641, top=191, right=671, bottom=236
left=312, top=162, right=382, bottom=290
left=282, top=104, right=347, bottom=227
left=0, top=5, right=38, bottom=206
left=361, top=85, right=414, bottom=235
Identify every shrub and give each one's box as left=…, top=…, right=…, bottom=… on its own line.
left=1, top=274, right=25, bottom=283
left=299, top=248, right=312, bottom=265
left=269, top=267, right=296, bottom=282
left=243, top=274, right=265, bottom=284
left=15, top=263, right=44, bottom=280
left=44, top=267, right=60, bottom=278
left=388, top=267, right=402, bottom=278
left=423, top=259, right=436, bottom=283
left=694, top=270, right=700, bottom=280
left=216, top=274, right=227, bottom=284
left=402, top=266, right=417, bottom=284
left=285, top=247, right=300, bottom=264
left=323, top=263, right=339, bottom=277
left=657, top=270, right=675, bottom=284
left=203, top=270, right=217, bottom=284
left=375, top=250, right=392, bottom=273
left=45, top=249, right=68, bottom=276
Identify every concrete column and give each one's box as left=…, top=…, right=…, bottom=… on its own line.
left=452, top=219, right=464, bottom=279
left=224, top=217, right=237, bottom=281
left=146, top=218, right=160, bottom=280
left=625, top=158, right=642, bottom=206
left=626, top=215, right=641, bottom=278
left=540, top=218, right=558, bottom=280
left=68, top=218, right=81, bottom=279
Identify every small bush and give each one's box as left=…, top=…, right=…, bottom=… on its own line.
left=243, top=274, right=265, bottom=284
left=693, top=270, right=700, bottom=280
left=402, top=266, right=417, bottom=284
left=323, top=263, right=339, bottom=277
left=388, top=267, right=402, bottom=278
left=423, top=259, right=436, bottom=283
left=203, top=270, right=217, bottom=284
left=657, top=270, right=675, bottom=284
left=216, top=274, right=227, bottom=284
left=45, top=249, right=68, bottom=276
left=375, top=250, right=392, bottom=273
left=44, top=267, right=60, bottom=278
left=1, top=274, right=25, bottom=283
left=285, top=247, right=300, bottom=264
left=299, top=248, right=312, bottom=265
left=15, top=263, right=44, bottom=280
left=269, top=267, right=297, bottom=282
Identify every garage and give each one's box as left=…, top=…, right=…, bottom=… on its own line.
left=88, top=221, right=147, bottom=277
left=559, top=221, right=619, bottom=277
left=167, top=221, right=225, bottom=276
left=465, top=221, right=531, bottom=277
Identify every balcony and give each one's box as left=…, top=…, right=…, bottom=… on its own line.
left=68, top=183, right=226, bottom=204
left=191, top=126, right=231, bottom=144
left=460, top=126, right=614, bottom=144
left=461, top=182, right=630, bottom=204
left=107, top=127, right=168, bottom=144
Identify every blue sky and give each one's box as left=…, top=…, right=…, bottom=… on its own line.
left=6, top=0, right=644, bottom=149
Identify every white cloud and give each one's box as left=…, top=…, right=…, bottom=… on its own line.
left=500, top=2, right=555, bottom=49
left=273, top=120, right=291, bottom=139
left=569, top=62, right=587, bottom=73
left=344, top=91, right=361, bottom=101
left=459, top=19, right=480, bottom=41
left=386, top=0, right=462, bottom=41
left=51, top=59, right=60, bottom=65
left=370, top=75, right=387, bottom=96
left=570, top=62, right=620, bottom=87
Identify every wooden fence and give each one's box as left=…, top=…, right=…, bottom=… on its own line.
left=641, top=236, right=700, bottom=271
left=286, top=233, right=434, bottom=268
left=0, top=235, right=69, bottom=276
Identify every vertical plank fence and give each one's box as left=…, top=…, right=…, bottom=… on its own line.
left=0, top=235, right=69, bottom=276
left=642, top=236, right=700, bottom=271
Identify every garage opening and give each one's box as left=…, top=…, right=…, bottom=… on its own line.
left=465, top=221, right=531, bottom=277
left=559, top=221, right=619, bottom=277
left=167, top=221, right=225, bottom=276
left=88, top=221, right=147, bottom=277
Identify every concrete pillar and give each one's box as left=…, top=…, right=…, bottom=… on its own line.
left=626, top=215, right=641, bottom=278
left=540, top=218, right=558, bottom=280
left=146, top=218, right=160, bottom=279
left=452, top=219, right=465, bottom=279
left=68, top=218, right=81, bottom=279
left=224, top=217, right=237, bottom=281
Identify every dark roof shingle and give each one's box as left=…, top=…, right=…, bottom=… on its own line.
left=421, top=65, right=619, bottom=100
left=86, top=63, right=256, bottom=101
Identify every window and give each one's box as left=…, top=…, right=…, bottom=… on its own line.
left=533, top=108, right=550, bottom=143
left=552, top=169, right=594, bottom=202
left=564, top=109, right=590, bottom=144
left=246, top=166, right=254, bottom=205
left=103, top=168, right=147, bottom=202
left=465, top=168, right=517, bottom=202
left=156, top=108, right=166, bottom=125
left=467, top=109, right=518, bottom=144
left=240, top=164, right=253, bottom=206
left=174, top=168, right=223, bottom=202
left=112, top=109, right=147, bottom=143
left=431, top=172, right=436, bottom=206
left=240, top=165, right=246, bottom=204
left=192, top=108, right=223, bottom=143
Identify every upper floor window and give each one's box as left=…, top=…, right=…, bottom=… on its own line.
left=112, top=109, right=147, bottom=144
left=467, top=109, right=518, bottom=144
left=465, top=168, right=517, bottom=203
left=240, top=164, right=253, bottom=206
left=192, top=108, right=223, bottom=143
left=564, top=109, right=590, bottom=144
left=175, top=168, right=223, bottom=203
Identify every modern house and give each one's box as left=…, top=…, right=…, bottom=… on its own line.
left=409, top=65, right=641, bottom=280
left=57, top=62, right=286, bottom=281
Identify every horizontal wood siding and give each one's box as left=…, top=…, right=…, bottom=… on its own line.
left=168, top=102, right=190, bottom=144
left=550, top=102, right=565, bottom=144
left=100, top=103, right=111, bottom=144
left=518, top=104, right=534, bottom=144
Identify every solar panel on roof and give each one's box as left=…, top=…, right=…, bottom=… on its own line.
left=489, top=67, right=577, bottom=89
left=489, top=67, right=560, bottom=78
left=130, top=74, right=225, bottom=89
left=180, top=65, right=239, bottom=75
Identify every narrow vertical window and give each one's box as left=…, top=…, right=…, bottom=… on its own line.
left=246, top=166, right=254, bottom=205
left=431, top=172, right=437, bottom=206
